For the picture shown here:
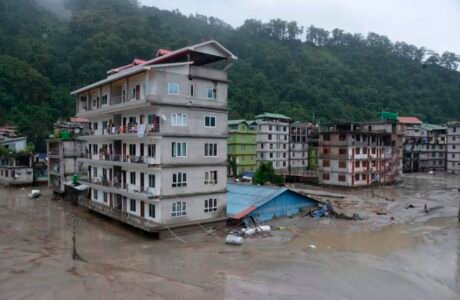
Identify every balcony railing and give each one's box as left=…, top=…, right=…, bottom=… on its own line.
left=85, top=122, right=160, bottom=137
left=81, top=176, right=156, bottom=197
left=80, top=153, right=158, bottom=165
left=78, top=197, right=161, bottom=230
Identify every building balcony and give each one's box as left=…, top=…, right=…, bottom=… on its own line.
left=80, top=123, right=160, bottom=139
left=79, top=154, right=160, bottom=167
left=78, top=197, right=162, bottom=232
left=80, top=176, right=158, bottom=200
left=77, top=96, right=152, bottom=117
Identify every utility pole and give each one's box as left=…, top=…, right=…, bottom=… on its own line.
left=458, top=188, right=460, bottom=222
left=71, top=215, right=84, bottom=261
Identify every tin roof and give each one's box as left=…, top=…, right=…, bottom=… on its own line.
left=255, top=112, right=291, bottom=121
left=398, top=116, right=422, bottom=124
left=227, top=183, right=318, bottom=219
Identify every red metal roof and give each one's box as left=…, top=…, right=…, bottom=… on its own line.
left=398, top=116, right=422, bottom=124
left=156, top=49, right=172, bottom=57
left=107, top=58, right=147, bottom=75
left=70, top=117, right=90, bottom=123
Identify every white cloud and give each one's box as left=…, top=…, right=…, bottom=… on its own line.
left=140, top=0, right=460, bottom=54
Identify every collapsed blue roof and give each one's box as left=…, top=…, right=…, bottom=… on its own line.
left=227, top=183, right=318, bottom=220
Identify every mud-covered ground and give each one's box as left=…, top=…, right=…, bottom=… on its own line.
left=0, top=173, right=459, bottom=299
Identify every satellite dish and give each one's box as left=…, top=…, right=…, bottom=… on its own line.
left=161, top=114, right=167, bottom=121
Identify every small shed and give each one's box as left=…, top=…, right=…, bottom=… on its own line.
left=227, top=183, right=319, bottom=222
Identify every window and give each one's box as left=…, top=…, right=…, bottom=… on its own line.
left=148, top=144, right=156, bottom=157
left=204, top=198, right=217, bottom=213
left=172, top=142, right=187, bottom=157
left=129, top=144, right=136, bottom=156
left=355, top=174, right=360, bottom=181
left=372, top=148, right=376, bottom=154
left=93, top=189, right=98, bottom=200
left=205, top=116, right=216, bottom=127
left=338, top=174, right=346, bottom=182
left=172, top=172, right=187, bottom=187
left=148, top=174, right=155, bottom=188
left=172, top=201, right=186, bottom=217
left=339, top=160, right=346, bottom=168
left=168, top=82, right=179, bottom=95
left=355, top=161, right=360, bottom=167
left=204, top=170, right=218, bottom=184
left=102, top=95, right=108, bottom=105
left=207, top=87, right=217, bottom=99
left=339, top=148, right=347, bottom=155
left=268, top=134, right=272, bottom=140
left=322, top=173, right=330, bottom=180
left=171, top=113, right=188, bottom=126
left=339, top=134, right=346, bottom=141
left=204, top=143, right=218, bottom=157
left=190, top=84, right=195, bottom=97
left=93, top=167, right=98, bottom=177
left=103, top=192, right=108, bottom=203
left=323, top=160, right=330, bottom=167
left=362, top=174, right=367, bottom=180
left=148, top=204, right=156, bottom=218
left=130, top=199, right=136, bottom=212
left=130, top=172, right=136, bottom=185
left=148, top=114, right=157, bottom=124
left=323, top=134, right=330, bottom=141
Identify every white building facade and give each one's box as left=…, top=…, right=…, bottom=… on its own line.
left=73, top=41, right=236, bottom=234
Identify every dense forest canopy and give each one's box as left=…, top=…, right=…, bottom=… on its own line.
left=1, top=0, right=460, bottom=150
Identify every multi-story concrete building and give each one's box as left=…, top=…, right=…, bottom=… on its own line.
left=227, top=120, right=257, bottom=176
left=289, top=122, right=309, bottom=171
left=255, top=113, right=291, bottom=170
left=73, top=40, right=236, bottom=235
left=307, top=125, right=319, bottom=170
left=447, top=122, right=460, bottom=174
left=419, top=124, right=447, bottom=171
left=0, top=135, right=34, bottom=186
left=318, top=121, right=403, bottom=187
left=402, top=123, right=424, bottom=172
left=403, top=122, right=447, bottom=172
left=48, top=120, right=87, bottom=194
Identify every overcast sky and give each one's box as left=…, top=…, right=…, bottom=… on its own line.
left=140, top=0, right=460, bottom=54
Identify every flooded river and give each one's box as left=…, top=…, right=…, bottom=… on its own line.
left=0, top=173, right=459, bottom=299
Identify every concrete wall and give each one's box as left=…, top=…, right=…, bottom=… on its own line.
left=0, top=167, right=34, bottom=186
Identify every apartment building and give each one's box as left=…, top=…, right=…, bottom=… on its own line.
left=307, top=126, right=319, bottom=170
left=48, top=120, right=87, bottom=194
left=0, top=135, right=34, bottom=186
left=289, top=122, right=309, bottom=171
left=255, top=113, right=291, bottom=170
left=419, top=124, right=447, bottom=171
left=318, top=121, right=403, bottom=187
left=227, top=120, right=257, bottom=176
left=403, top=121, right=447, bottom=172
left=447, top=122, right=460, bottom=174
left=73, top=41, right=236, bottom=235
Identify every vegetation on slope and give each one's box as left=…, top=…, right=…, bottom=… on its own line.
left=1, top=0, right=460, bottom=150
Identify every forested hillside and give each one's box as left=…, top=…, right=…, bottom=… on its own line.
left=1, top=0, right=460, bottom=150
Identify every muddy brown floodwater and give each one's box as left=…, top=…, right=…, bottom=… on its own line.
left=0, top=173, right=459, bottom=299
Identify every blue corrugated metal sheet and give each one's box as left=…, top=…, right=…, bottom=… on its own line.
left=227, top=183, right=318, bottom=222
